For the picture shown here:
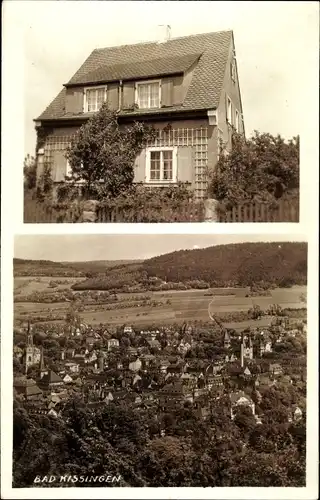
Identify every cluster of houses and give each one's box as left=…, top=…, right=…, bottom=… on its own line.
left=13, top=317, right=306, bottom=426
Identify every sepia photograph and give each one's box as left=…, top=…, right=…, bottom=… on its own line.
left=12, top=234, right=309, bottom=488
left=19, top=1, right=313, bottom=223
left=1, top=1, right=319, bottom=499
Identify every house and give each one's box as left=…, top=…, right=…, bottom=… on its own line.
left=108, top=338, right=120, bottom=351
left=230, top=391, right=255, bottom=420
left=64, top=361, right=80, bottom=373
left=269, top=363, right=283, bottom=376
left=38, top=370, right=64, bottom=391
left=35, top=30, right=244, bottom=199
left=14, top=378, right=43, bottom=402
left=128, top=357, right=142, bottom=372
left=63, top=374, right=73, bottom=384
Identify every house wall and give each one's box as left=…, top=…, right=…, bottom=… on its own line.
left=217, top=37, right=245, bottom=152
left=38, top=118, right=218, bottom=199
left=63, top=73, right=193, bottom=114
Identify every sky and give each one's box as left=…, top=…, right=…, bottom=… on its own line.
left=4, top=0, right=317, bottom=156
left=14, top=234, right=307, bottom=262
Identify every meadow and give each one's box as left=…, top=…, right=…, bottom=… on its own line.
left=14, top=276, right=307, bottom=327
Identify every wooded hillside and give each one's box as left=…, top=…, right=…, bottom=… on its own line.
left=71, top=242, right=307, bottom=291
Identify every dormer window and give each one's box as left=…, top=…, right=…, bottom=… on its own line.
left=136, top=80, right=161, bottom=109
left=84, top=86, right=107, bottom=112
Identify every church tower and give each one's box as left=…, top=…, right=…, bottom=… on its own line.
left=24, top=322, right=41, bottom=374
left=240, top=334, right=253, bottom=368
left=39, top=346, right=48, bottom=379
left=25, top=322, right=34, bottom=374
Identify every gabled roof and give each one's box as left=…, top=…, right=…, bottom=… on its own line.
left=37, top=30, right=233, bottom=121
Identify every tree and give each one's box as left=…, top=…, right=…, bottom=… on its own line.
left=209, top=131, right=299, bottom=205
left=23, top=154, right=37, bottom=190
left=66, top=104, right=156, bottom=197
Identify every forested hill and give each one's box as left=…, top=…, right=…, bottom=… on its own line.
left=13, top=259, right=85, bottom=277
left=71, top=242, right=307, bottom=291
left=142, top=242, right=307, bottom=287
left=13, top=259, right=143, bottom=277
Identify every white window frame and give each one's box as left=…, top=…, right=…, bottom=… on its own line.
left=235, top=109, right=240, bottom=132
left=231, top=59, right=236, bottom=82
left=227, top=96, right=233, bottom=125
left=65, top=159, right=86, bottom=184
left=135, top=80, right=161, bottom=109
left=145, top=146, right=177, bottom=184
left=83, top=85, right=108, bottom=113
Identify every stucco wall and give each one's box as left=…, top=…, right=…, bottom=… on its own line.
left=217, top=37, right=245, bottom=151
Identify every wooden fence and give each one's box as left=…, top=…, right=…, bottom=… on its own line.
left=24, top=197, right=80, bottom=223
left=24, top=195, right=299, bottom=223
left=219, top=198, right=299, bottom=223
left=96, top=201, right=205, bottom=223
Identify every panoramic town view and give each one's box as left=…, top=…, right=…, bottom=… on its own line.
left=13, top=234, right=307, bottom=487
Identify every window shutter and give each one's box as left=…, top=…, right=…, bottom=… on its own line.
left=161, top=79, right=173, bottom=107
left=107, top=84, right=119, bottom=110
left=177, top=146, right=194, bottom=188
left=122, top=82, right=135, bottom=109
left=133, top=149, right=147, bottom=183
left=52, top=151, right=67, bottom=182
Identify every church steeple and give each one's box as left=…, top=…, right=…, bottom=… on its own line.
left=26, top=321, right=33, bottom=346
left=39, top=346, right=48, bottom=379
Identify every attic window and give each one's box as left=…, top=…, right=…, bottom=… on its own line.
left=84, top=86, right=107, bottom=112
left=136, top=80, right=161, bottom=109
left=231, top=59, right=236, bottom=82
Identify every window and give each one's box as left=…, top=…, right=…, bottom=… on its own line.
left=235, top=110, right=240, bottom=132
left=66, top=160, right=73, bottom=178
left=136, top=81, right=161, bottom=109
left=65, top=160, right=85, bottom=183
left=227, top=97, right=232, bottom=124
left=231, top=59, right=236, bottom=82
left=146, top=147, right=177, bottom=183
left=84, top=86, right=107, bottom=112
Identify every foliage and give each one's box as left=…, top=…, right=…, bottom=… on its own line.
left=23, top=155, right=37, bottom=190
left=67, top=242, right=308, bottom=291
left=66, top=104, right=156, bottom=197
left=13, top=392, right=306, bottom=487
left=209, top=132, right=299, bottom=206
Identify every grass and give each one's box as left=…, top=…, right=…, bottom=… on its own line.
left=14, top=277, right=307, bottom=327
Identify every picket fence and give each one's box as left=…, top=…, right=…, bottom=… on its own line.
left=219, top=198, right=299, bottom=223
left=24, top=197, right=80, bottom=223
left=96, top=201, right=204, bottom=223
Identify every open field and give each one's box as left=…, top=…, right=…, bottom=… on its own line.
left=14, top=278, right=307, bottom=327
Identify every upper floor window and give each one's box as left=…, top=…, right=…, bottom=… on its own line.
left=227, top=96, right=232, bottom=124
left=84, top=86, right=107, bottom=113
left=235, top=110, right=240, bottom=132
left=136, top=81, right=161, bottom=109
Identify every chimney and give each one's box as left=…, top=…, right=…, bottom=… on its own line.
left=158, top=25, right=171, bottom=44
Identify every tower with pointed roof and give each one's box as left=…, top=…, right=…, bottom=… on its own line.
left=39, top=346, right=49, bottom=379
left=240, top=334, right=253, bottom=368
left=24, top=322, right=41, bottom=374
